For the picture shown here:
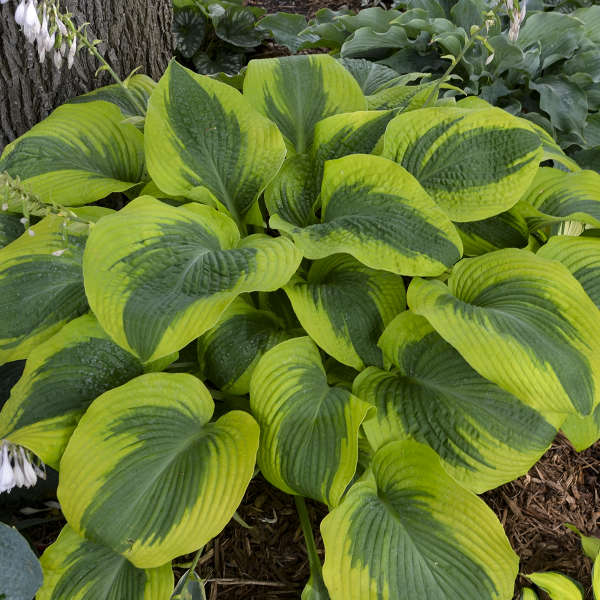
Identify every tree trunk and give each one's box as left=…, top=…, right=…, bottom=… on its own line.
left=0, top=0, right=173, bottom=150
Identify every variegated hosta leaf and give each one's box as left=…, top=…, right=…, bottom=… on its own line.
left=521, top=589, right=539, bottom=600
left=59, top=372, right=259, bottom=567
left=0, top=216, right=89, bottom=365
left=537, top=235, right=600, bottom=449
left=565, top=524, right=600, bottom=560
left=524, top=120, right=581, bottom=172
left=197, top=297, right=291, bottom=395
left=145, top=60, right=286, bottom=223
left=366, top=81, right=438, bottom=111
left=519, top=168, right=600, bottom=231
left=321, top=440, right=518, bottom=600
left=0, top=213, right=24, bottom=249
left=455, top=206, right=530, bottom=256
left=408, top=249, right=600, bottom=416
left=284, top=255, right=406, bottom=370
left=525, top=572, right=583, bottom=600
left=0, top=101, right=145, bottom=206
left=264, top=154, right=318, bottom=229
left=38, top=525, right=173, bottom=600
left=69, top=74, right=156, bottom=117
left=382, top=106, right=542, bottom=221
left=0, top=314, right=143, bottom=469
left=594, top=555, right=600, bottom=600
left=272, top=154, right=462, bottom=276
left=249, top=337, right=371, bottom=506
left=243, top=55, right=367, bottom=154
left=83, top=196, right=302, bottom=362
left=353, top=311, right=558, bottom=493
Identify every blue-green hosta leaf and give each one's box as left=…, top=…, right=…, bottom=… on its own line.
left=537, top=235, right=600, bottom=450
left=525, top=572, right=583, bottom=600
left=243, top=55, right=367, bottom=154
left=519, top=168, right=600, bottom=231
left=0, top=314, right=143, bottom=469
left=83, top=196, right=302, bottom=363
left=337, top=7, right=401, bottom=33
left=38, top=525, right=173, bottom=600
left=573, top=6, right=600, bottom=44
left=337, top=58, right=400, bottom=95
left=529, top=76, right=588, bottom=138
left=197, top=297, right=291, bottom=395
left=383, top=106, right=543, bottom=221
left=353, top=311, right=559, bottom=493
left=264, top=154, right=318, bottom=229
left=455, top=206, right=530, bottom=256
left=59, top=373, right=259, bottom=568
left=249, top=337, right=371, bottom=507
left=517, top=12, right=585, bottom=70
left=0, top=101, right=145, bottom=206
left=145, top=60, right=286, bottom=223
left=284, top=255, right=406, bottom=371
left=192, top=49, right=246, bottom=77
left=272, top=154, right=462, bottom=276
left=68, top=75, right=156, bottom=117
left=256, top=13, right=316, bottom=53
left=408, top=249, right=600, bottom=417
left=172, top=569, right=206, bottom=600
left=321, top=440, right=518, bottom=600
left=212, top=5, right=265, bottom=48
left=0, top=521, right=43, bottom=600
left=0, top=216, right=89, bottom=365
left=339, top=26, right=412, bottom=61
left=173, top=7, right=207, bottom=58
left=0, top=213, right=24, bottom=249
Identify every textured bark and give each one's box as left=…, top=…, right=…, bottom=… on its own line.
left=0, top=0, right=173, bottom=150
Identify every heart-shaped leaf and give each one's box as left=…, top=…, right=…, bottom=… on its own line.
left=83, top=197, right=301, bottom=362
left=250, top=337, right=371, bottom=506
left=59, top=372, right=259, bottom=567
left=321, top=440, right=518, bottom=600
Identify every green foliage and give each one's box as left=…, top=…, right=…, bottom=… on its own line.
left=2, top=53, right=600, bottom=599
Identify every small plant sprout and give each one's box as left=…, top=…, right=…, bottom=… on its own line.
left=0, top=440, right=46, bottom=494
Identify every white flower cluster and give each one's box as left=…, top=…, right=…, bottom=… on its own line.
left=505, top=0, right=527, bottom=42
left=0, top=439, right=46, bottom=494
left=1, top=0, right=77, bottom=69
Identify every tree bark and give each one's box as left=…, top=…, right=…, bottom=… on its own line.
left=0, top=0, right=173, bottom=150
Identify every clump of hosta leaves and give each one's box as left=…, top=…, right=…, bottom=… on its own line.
left=2, top=52, right=600, bottom=600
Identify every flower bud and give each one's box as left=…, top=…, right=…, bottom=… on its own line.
left=14, top=0, right=26, bottom=26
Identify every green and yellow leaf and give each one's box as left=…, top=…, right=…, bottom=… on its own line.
left=284, top=255, right=406, bottom=370
left=520, top=589, right=539, bottom=600
left=382, top=106, right=542, bottom=221
left=38, top=525, right=173, bottom=600
left=145, top=60, right=286, bottom=223
left=59, top=372, right=259, bottom=567
left=0, top=216, right=89, bottom=365
left=0, top=314, right=143, bottom=469
left=353, top=311, right=559, bottom=493
left=519, top=168, right=600, bottom=231
left=83, top=196, right=302, bottom=362
left=272, top=154, right=462, bottom=276
left=321, top=440, right=518, bottom=600
left=0, top=102, right=145, bottom=206
left=243, top=55, right=367, bottom=154
left=197, top=297, right=291, bottom=395
left=0, top=213, right=24, bottom=249
left=525, top=572, right=583, bottom=600
left=250, top=337, right=371, bottom=506
left=408, top=249, right=600, bottom=416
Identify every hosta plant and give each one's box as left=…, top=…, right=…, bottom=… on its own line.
left=1, top=53, right=600, bottom=599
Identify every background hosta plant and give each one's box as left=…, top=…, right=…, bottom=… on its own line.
left=1, top=51, right=600, bottom=599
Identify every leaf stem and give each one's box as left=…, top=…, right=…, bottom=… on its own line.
left=294, top=496, right=325, bottom=586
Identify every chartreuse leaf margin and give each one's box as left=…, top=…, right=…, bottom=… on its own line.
left=0, top=101, right=145, bottom=206
left=38, top=525, right=173, bottom=600
left=353, top=311, right=559, bottom=493
left=83, top=196, right=301, bottom=362
left=321, top=440, right=518, bottom=600
left=408, top=249, right=600, bottom=417
left=250, top=336, right=371, bottom=507
left=58, top=372, right=259, bottom=568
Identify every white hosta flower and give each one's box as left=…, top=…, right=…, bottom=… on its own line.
left=44, top=29, right=55, bottom=52
left=1, top=0, right=10, bottom=5
left=14, top=0, right=26, bottom=26
left=53, top=48, right=62, bottom=69
left=67, top=37, right=76, bottom=68
left=56, top=15, right=67, bottom=36
left=0, top=440, right=46, bottom=494
left=23, top=0, right=41, bottom=43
